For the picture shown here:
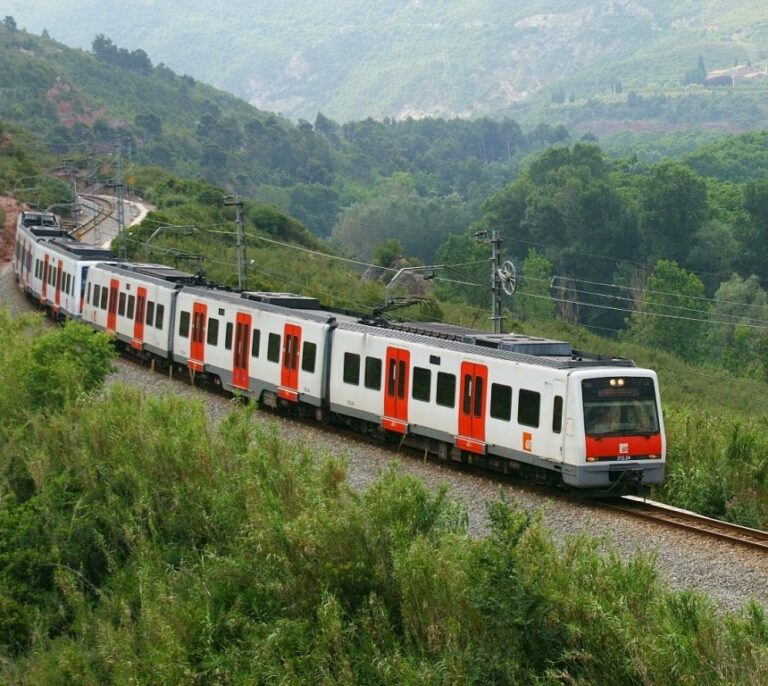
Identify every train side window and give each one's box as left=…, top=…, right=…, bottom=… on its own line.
left=436, top=372, right=456, bottom=407
left=207, top=317, right=219, bottom=346
left=302, top=341, right=317, bottom=373
left=92, top=284, right=100, bottom=305
left=179, top=310, right=190, bottom=338
left=118, top=292, right=127, bottom=317
left=412, top=367, right=431, bottom=402
left=490, top=383, right=512, bottom=421
left=343, top=352, right=360, bottom=385
left=364, top=356, right=382, bottom=390
left=225, top=322, right=233, bottom=350
left=155, top=304, right=164, bottom=329
left=86, top=282, right=91, bottom=304
left=267, top=333, right=280, bottom=362
left=552, top=396, right=564, bottom=434
left=251, top=329, right=261, bottom=357
left=518, top=389, right=541, bottom=428
left=146, top=301, right=155, bottom=325
left=127, top=295, right=135, bottom=319
left=100, top=287, right=108, bottom=310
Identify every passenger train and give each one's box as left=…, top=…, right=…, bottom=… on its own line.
left=13, top=210, right=665, bottom=495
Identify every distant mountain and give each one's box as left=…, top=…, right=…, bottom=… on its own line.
left=4, top=1, right=768, bottom=124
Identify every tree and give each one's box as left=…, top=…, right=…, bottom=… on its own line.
left=517, top=249, right=554, bottom=322
left=331, top=176, right=474, bottom=263
left=639, top=161, right=708, bottom=266
left=708, top=274, right=768, bottom=378
left=624, top=260, right=708, bottom=362
left=23, top=321, right=115, bottom=411
left=3, top=16, right=17, bottom=31
left=433, top=232, right=489, bottom=306
left=682, top=55, right=707, bottom=85
left=372, top=238, right=403, bottom=268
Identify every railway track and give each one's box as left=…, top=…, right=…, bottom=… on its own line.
left=73, top=194, right=115, bottom=240
left=595, top=496, right=768, bottom=552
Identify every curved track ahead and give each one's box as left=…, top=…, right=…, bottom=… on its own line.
left=73, top=194, right=115, bottom=241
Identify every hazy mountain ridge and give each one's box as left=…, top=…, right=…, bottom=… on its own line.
left=4, top=1, right=768, bottom=123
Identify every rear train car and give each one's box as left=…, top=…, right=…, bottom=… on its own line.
left=14, top=211, right=114, bottom=320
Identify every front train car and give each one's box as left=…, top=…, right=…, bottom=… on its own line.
left=563, top=368, right=665, bottom=494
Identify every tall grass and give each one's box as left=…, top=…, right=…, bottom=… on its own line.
left=2, top=375, right=768, bottom=683
left=658, top=406, right=768, bottom=527
left=4, top=312, right=768, bottom=681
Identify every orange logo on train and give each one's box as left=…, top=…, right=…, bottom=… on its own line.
left=522, top=432, right=533, bottom=453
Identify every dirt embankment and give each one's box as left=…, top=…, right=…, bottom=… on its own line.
left=0, top=195, right=22, bottom=267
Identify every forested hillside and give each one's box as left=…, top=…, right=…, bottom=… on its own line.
left=4, top=0, right=768, bottom=131
left=0, top=23, right=571, bottom=241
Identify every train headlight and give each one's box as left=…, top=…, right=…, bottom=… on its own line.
left=609, top=378, right=625, bottom=387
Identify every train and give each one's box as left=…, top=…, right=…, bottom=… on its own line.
left=13, top=209, right=666, bottom=495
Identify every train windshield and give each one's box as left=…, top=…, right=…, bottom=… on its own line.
left=582, top=377, right=659, bottom=437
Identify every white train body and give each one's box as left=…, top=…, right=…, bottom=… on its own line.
left=14, top=211, right=113, bottom=320
left=14, top=222, right=666, bottom=494
left=171, top=288, right=335, bottom=407
left=81, top=263, right=184, bottom=357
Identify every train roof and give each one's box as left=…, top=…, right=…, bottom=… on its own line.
left=18, top=211, right=61, bottom=230
left=95, top=262, right=201, bottom=286
left=44, top=237, right=116, bottom=261
left=388, top=321, right=574, bottom=357
left=181, top=286, right=339, bottom=325
left=335, top=319, right=636, bottom=371
left=92, top=261, right=636, bottom=372
left=178, top=285, right=635, bottom=371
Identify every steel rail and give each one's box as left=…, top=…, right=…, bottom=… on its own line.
left=595, top=496, right=768, bottom=551
left=73, top=194, right=115, bottom=240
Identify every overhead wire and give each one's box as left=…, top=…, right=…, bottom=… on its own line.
left=515, top=290, right=768, bottom=330
left=550, top=274, right=768, bottom=315
left=126, top=216, right=768, bottom=330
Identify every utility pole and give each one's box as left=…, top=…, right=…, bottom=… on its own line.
left=490, top=230, right=503, bottom=333
left=58, top=164, right=79, bottom=229
left=474, top=229, right=508, bottom=334
left=114, top=138, right=126, bottom=259
left=225, top=196, right=246, bottom=289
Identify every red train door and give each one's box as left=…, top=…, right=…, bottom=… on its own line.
left=279, top=323, right=301, bottom=401
left=382, top=346, right=410, bottom=434
left=132, top=287, right=147, bottom=350
left=106, top=279, right=119, bottom=332
left=232, top=312, right=252, bottom=391
left=456, top=361, right=487, bottom=454
left=188, top=302, right=207, bottom=371
left=54, top=259, right=63, bottom=313
left=41, top=254, right=49, bottom=302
